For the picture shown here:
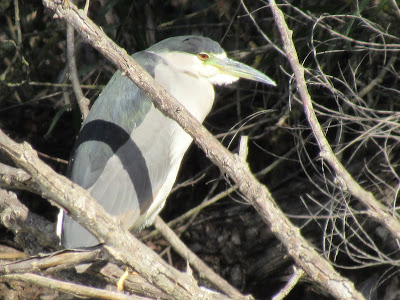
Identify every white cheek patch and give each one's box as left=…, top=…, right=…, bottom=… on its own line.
left=200, top=65, right=219, bottom=77
left=205, top=53, right=239, bottom=85
left=200, top=64, right=239, bottom=85
left=209, top=74, right=239, bottom=85
left=215, top=53, right=227, bottom=59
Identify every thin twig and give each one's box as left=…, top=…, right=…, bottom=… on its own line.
left=0, top=250, right=101, bottom=275
left=272, top=266, right=305, bottom=300
left=66, top=23, right=90, bottom=118
left=154, top=216, right=247, bottom=299
left=267, top=0, right=400, bottom=241
left=2, top=273, right=149, bottom=300
left=0, top=130, right=229, bottom=300
left=28, top=81, right=102, bottom=89
left=240, top=1, right=285, bottom=57
left=389, top=0, right=400, bottom=19
left=358, top=56, right=397, bottom=98
left=3, top=1, right=364, bottom=299
left=238, top=136, right=249, bottom=161
left=143, top=147, right=296, bottom=241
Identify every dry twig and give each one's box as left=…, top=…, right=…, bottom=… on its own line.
left=266, top=0, right=400, bottom=240
left=32, top=1, right=364, bottom=299
left=0, top=130, right=230, bottom=299
left=2, top=273, right=149, bottom=300
left=153, top=216, right=245, bottom=299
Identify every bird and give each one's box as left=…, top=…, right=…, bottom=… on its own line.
left=58, top=35, right=276, bottom=248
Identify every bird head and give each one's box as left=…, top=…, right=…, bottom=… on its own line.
left=148, top=35, right=276, bottom=87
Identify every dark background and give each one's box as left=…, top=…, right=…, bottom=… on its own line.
left=1, top=0, right=400, bottom=299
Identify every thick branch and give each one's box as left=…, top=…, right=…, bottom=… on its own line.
left=0, top=131, right=229, bottom=300
left=98, top=262, right=170, bottom=299
left=0, top=162, right=33, bottom=192
left=35, top=1, right=364, bottom=299
left=0, top=189, right=59, bottom=251
left=0, top=248, right=170, bottom=298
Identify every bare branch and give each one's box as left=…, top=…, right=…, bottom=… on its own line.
left=272, top=266, right=305, bottom=300
left=98, top=262, right=170, bottom=299
left=32, top=1, right=365, bottom=299
left=267, top=0, right=400, bottom=242
left=0, top=130, right=232, bottom=299
left=66, top=23, right=90, bottom=119
left=0, top=163, right=33, bottom=192
left=2, top=273, right=150, bottom=300
left=0, top=250, right=101, bottom=275
left=153, top=216, right=246, bottom=299
left=0, top=189, right=59, bottom=250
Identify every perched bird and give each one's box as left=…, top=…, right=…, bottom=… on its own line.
left=58, top=35, right=276, bottom=248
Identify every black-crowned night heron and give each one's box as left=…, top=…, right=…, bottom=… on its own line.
left=58, top=35, right=276, bottom=248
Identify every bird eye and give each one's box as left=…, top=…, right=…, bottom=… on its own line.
left=197, top=52, right=210, bottom=61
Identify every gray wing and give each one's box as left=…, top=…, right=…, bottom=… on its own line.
left=62, top=51, right=174, bottom=248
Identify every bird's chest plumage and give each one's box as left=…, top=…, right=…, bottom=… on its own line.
left=125, top=62, right=216, bottom=228
left=61, top=35, right=275, bottom=248
left=153, top=61, right=215, bottom=159
left=155, top=62, right=215, bottom=123
left=123, top=64, right=211, bottom=224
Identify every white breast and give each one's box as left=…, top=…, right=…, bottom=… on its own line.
left=132, top=60, right=216, bottom=228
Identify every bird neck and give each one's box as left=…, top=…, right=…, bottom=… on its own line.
left=153, top=61, right=215, bottom=123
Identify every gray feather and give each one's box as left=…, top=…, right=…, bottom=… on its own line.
left=62, top=51, right=167, bottom=248
left=146, top=35, right=223, bottom=55
left=62, top=36, right=219, bottom=248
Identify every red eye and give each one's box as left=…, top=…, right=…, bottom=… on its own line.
left=197, top=53, right=210, bottom=60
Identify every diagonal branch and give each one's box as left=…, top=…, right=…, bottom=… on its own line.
left=0, top=131, right=231, bottom=300
left=266, top=0, right=400, bottom=240
left=153, top=216, right=241, bottom=297
left=32, top=1, right=365, bottom=299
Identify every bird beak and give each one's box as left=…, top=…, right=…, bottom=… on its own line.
left=207, top=57, right=276, bottom=86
